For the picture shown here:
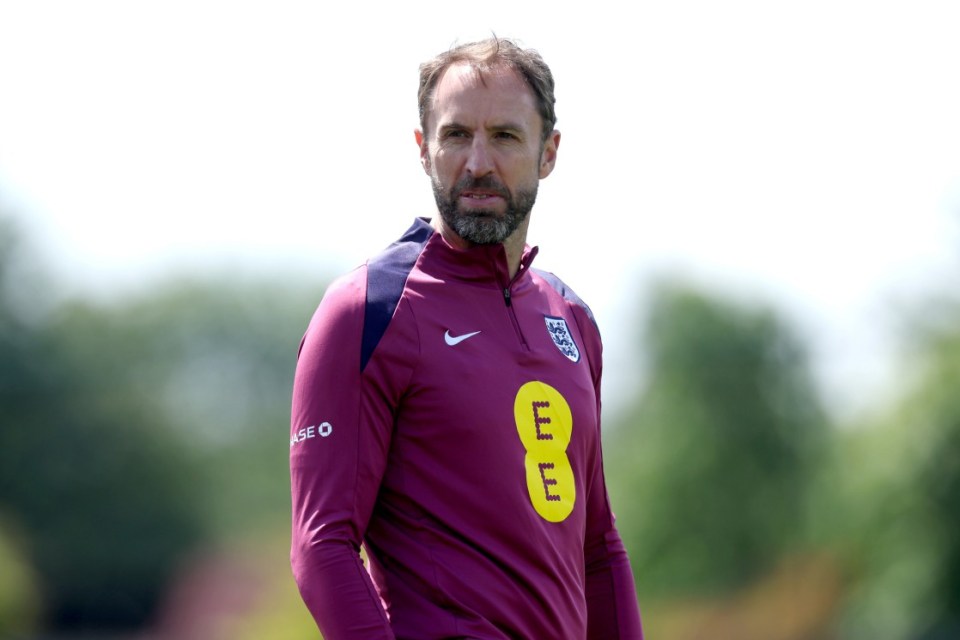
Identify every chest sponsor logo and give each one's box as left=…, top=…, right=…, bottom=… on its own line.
left=544, top=316, right=580, bottom=363
left=514, top=381, right=575, bottom=523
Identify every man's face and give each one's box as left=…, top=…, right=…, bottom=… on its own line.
left=416, top=63, right=559, bottom=245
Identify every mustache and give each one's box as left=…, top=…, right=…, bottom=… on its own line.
left=452, top=175, right=510, bottom=198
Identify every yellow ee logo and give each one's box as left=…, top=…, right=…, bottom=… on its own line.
left=514, top=381, right=575, bottom=523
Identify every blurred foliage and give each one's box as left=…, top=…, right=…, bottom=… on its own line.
left=605, top=278, right=960, bottom=639
left=607, top=282, right=828, bottom=599
left=0, top=517, right=41, bottom=635
left=0, top=214, right=323, bottom=635
left=911, top=320, right=960, bottom=628
left=830, top=308, right=960, bottom=639
left=50, top=275, right=321, bottom=539
left=222, top=534, right=322, bottom=640
left=4, top=204, right=960, bottom=639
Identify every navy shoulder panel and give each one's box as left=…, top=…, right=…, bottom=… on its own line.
left=531, top=268, right=599, bottom=332
left=362, top=218, right=433, bottom=371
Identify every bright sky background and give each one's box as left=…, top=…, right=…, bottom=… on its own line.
left=1, top=1, right=959, bottom=418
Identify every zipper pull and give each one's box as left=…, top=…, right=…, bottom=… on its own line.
left=503, top=287, right=512, bottom=307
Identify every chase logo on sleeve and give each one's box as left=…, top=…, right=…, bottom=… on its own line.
left=290, top=422, right=333, bottom=447
left=544, top=316, right=580, bottom=363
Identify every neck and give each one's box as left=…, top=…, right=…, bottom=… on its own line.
left=433, top=216, right=530, bottom=279
left=499, top=217, right=529, bottom=279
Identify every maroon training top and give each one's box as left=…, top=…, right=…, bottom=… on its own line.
left=290, top=218, right=643, bottom=639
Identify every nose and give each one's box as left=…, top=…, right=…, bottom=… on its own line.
left=465, top=137, right=495, bottom=177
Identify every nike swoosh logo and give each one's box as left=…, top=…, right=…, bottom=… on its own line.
left=444, top=330, right=481, bottom=346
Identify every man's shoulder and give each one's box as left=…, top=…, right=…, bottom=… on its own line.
left=318, top=218, right=435, bottom=307
left=530, top=268, right=598, bottom=330
left=355, top=218, right=435, bottom=371
left=316, top=265, right=367, bottom=312
left=366, top=218, right=434, bottom=294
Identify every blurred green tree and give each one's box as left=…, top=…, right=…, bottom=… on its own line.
left=0, top=218, right=205, bottom=628
left=607, top=280, right=828, bottom=598
left=835, top=303, right=960, bottom=640
left=0, top=511, right=41, bottom=634
left=913, top=318, right=960, bottom=632
left=0, top=212, right=324, bottom=632
left=81, top=275, right=323, bottom=537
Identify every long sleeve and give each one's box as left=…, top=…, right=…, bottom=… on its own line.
left=583, top=474, right=644, bottom=639
left=289, top=269, right=396, bottom=639
left=576, top=305, right=645, bottom=640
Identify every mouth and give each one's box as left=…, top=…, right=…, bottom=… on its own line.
left=459, top=197, right=503, bottom=213
left=460, top=187, right=506, bottom=196
left=458, top=189, right=507, bottom=208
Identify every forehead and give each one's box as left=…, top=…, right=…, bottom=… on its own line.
left=428, top=63, right=540, bottom=132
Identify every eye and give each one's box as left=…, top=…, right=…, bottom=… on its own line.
left=494, top=131, right=520, bottom=141
left=443, top=128, right=469, bottom=139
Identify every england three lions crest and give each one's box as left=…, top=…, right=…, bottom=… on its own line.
left=544, top=316, right=580, bottom=363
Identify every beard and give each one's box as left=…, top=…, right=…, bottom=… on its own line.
left=432, top=173, right=538, bottom=245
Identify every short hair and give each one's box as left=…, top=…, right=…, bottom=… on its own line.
left=417, top=37, right=557, bottom=143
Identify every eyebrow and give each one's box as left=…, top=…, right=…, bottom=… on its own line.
left=437, top=121, right=527, bottom=136
left=490, top=122, right=525, bottom=135
left=437, top=122, right=467, bottom=136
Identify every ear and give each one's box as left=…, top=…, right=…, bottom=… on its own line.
left=415, top=128, right=431, bottom=175
left=538, top=130, right=561, bottom=179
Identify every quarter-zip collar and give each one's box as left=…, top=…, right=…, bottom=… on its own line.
left=412, top=217, right=539, bottom=291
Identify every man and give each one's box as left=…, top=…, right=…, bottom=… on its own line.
left=290, top=37, right=643, bottom=639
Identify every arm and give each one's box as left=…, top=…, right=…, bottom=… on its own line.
left=583, top=459, right=644, bottom=639
left=289, top=270, right=396, bottom=638
left=576, top=307, right=644, bottom=640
